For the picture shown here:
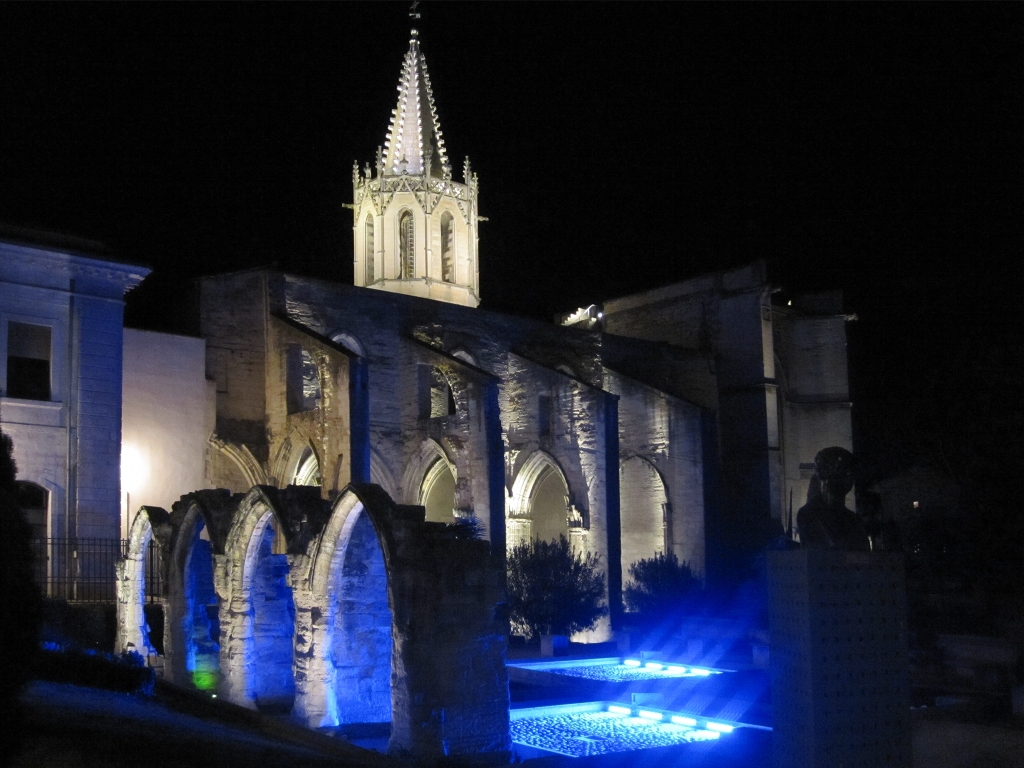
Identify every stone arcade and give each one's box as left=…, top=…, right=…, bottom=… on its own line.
left=117, top=484, right=510, bottom=757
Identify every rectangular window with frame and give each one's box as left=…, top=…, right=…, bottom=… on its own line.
left=6, top=322, right=52, bottom=401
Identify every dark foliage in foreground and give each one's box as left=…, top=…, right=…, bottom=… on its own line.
left=507, top=535, right=606, bottom=640
left=623, top=552, right=703, bottom=619
left=0, top=430, right=43, bottom=763
left=35, top=645, right=155, bottom=695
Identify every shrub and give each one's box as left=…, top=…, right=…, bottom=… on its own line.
left=507, top=535, right=606, bottom=640
left=623, top=552, right=702, bottom=617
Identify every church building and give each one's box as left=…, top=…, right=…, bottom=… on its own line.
left=1, top=26, right=852, bottom=639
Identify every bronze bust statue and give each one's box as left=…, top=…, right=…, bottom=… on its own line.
left=796, top=447, right=870, bottom=551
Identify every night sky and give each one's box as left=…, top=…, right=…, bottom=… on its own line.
left=2, top=3, right=1021, bottom=425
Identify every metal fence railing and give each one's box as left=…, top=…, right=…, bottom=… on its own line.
left=28, top=538, right=164, bottom=604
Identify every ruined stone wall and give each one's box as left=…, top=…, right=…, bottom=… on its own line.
left=385, top=512, right=510, bottom=758
left=127, top=483, right=510, bottom=759
left=265, top=316, right=354, bottom=495
left=603, top=369, right=706, bottom=578
left=201, top=271, right=273, bottom=492
left=773, top=296, right=853, bottom=520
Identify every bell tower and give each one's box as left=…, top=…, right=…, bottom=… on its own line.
left=352, top=26, right=481, bottom=308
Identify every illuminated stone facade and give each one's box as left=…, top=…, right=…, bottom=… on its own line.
left=118, top=484, right=510, bottom=758
left=0, top=234, right=148, bottom=545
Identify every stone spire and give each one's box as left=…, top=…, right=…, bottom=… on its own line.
left=382, top=28, right=451, bottom=179
left=351, top=15, right=481, bottom=308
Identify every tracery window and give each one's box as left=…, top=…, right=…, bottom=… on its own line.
left=364, top=215, right=375, bottom=284
left=440, top=212, right=455, bottom=283
left=399, top=210, right=415, bottom=279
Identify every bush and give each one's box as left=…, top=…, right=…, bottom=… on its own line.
left=35, top=645, right=155, bottom=695
left=507, top=535, right=606, bottom=640
left=623, top=552, right=702, bottom=617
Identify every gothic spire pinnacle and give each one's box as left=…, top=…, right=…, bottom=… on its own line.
left=381, top=23, right=450, bottom=178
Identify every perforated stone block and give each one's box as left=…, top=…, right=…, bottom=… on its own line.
left=768, top=550, right=910, bottom=768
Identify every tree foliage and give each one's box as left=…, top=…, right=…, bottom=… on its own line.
left=506, top=535, right=606, bottom=640
left=623, top=552, right=702, bottom=616
left=0, top=430, right=43, bottom=763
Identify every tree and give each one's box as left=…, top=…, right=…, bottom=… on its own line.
left=506, top=535, right=606, bottom=640
left=623, top=552, right=702, bottom=618
left=0, top=430, right=43, bottom=763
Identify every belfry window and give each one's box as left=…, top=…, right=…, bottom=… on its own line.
left=364, top=216, right=375, bottom=284
left=440, top=212, right=455, bottom=283
left=6, top=322, right=51, bottom=401
left=399, top=211, right=415, bottom=279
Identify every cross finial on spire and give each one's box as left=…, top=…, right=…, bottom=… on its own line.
left=410, top=1, right=421, bottom=25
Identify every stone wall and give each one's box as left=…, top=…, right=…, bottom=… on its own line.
left=119, top=482, right=511, bottom=759
left=1, top=239, right=147, bottom=544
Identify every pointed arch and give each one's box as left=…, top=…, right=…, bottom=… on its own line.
left=440, top=210, right=455, bottom=283
left=116, top=505, right=169, bottom=658
left=296, top=487, right=393, bottom=727
left=363, top=214, right=375, bottom=284
left=165, top=501, right=220, bottom=691
left=400, top=439, right=454, bottom=506
left=509, top=451, right=574, bottom=545
left=220, top=488, right=295, bottom=711
left=420, top=455, right=457, bottom=523
left=399, top=209, right=415, bottom=278
left=619, top=456, right=669, bottom=576
left=329, top=330, right=365, bottom=358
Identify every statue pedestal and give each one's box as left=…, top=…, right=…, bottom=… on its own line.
left=767, top=550, right=910, bottom=768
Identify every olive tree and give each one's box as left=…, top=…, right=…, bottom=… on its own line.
left=507, top=535, right=606, bottom=640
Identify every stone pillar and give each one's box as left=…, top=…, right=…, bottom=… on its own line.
left=291, top=556, right=337, bottom=728
left=114, top=555, right=153, bottom=656
left=768, top=550, right=910, bottom=768
left=216, top=550, right=257, bottom=708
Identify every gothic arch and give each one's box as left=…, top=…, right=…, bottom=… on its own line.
left=363, top=214, right=376, bottom=284
left=398, top=208, right=415, bottom=278
left=209, top=437, right=267, bottom=491
left=165, top=501, right=220, bottom=691
left=219, top=488, right=295, bottom=710
left=400, top=439, right=455, bottom=506
left=115, top=505, right=169, bottom=658
left=450, top=348, right=477, bottom=367
left=295, top=487, right=393, bottom=728
left=619, top=456, right=669, bottom=576
left=330, top=330, right=365, bottom=358
left=270, top=432, right=320, bottom=489
left=420, top=453, right=457, bottom=523
left=439, top=210, right=455, bottom=283
left=509, top=451, right=577, bottom=545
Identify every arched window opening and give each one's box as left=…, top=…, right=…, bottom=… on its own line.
left=399, top=210, right=415, bottom=279
left=419, top=366, right=456, bottom=419
left=293, top=448, right=321, bottom=487
left=620, top=457, right=669, bottom=575
left=325, top=503, right=392, bottom=725
left=440, top=212, right=455, bottom=283
left=330, top=331, right=365, bottom=358
left=451, top=349, right=476, bottom=367
left=247, top=514, right=295, bottom=712
left=286, top=346, right=321, bottom=414
left=364, top=216, right=375, bottom=284
left=184, top=519, right=219, bottom=691
left=530, top=466, right=571, bottom=544
left=421, top=458, right=457, bottom=523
